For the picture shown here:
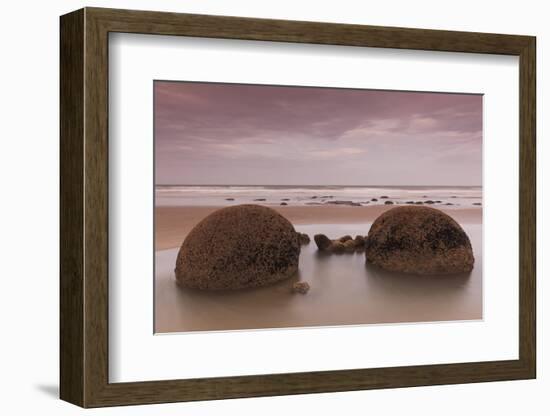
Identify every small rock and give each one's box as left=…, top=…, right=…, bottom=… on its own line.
left=339, top=235, right=353, bottom=243
left=425, top=200, right=435, bottom=204
left=473, top=202, right=482, bottom=206
left=254, top=198, right=266, bottom=201
left=371, top=198, right=378, bottom=202
left=292, top=281, right=310, bottom=294
left=298, top=232, right=310, bottom=245
left=354, top=236, right=366, bottom=252
left=415, top=201, right=423, bottom=205
left=380, top=196, right=389, bottom=199
left=445, top=203, right=454, bottom=206
left=406, top=201, right=415, bottom=204
left=225, top=198, right=235, bottom=201
left=314, top=234, right=333, bottom=251
left=311, top=196, right=318, bottom=199
left=331, top=241, right=346, bottom=253
left=281, top=198, right=290, bottom=201
left=384, top=200, right=394, bottom=205
left=325, top=200, right=361, bottom=206
left=280, top=202, right=288, bottom=205
left=327, top=200, right=352, bottom=205
left=343, top=239, right=357, bottom=252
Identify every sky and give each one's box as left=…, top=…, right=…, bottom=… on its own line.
left=154, top=81, right=482, bottom=186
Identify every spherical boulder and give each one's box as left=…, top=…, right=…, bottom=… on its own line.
left=175, top=204, right=300, bottom=290
left=365, top=206, right=474, bottom=275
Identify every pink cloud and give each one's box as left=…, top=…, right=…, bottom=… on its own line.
left=154, top=81, right=482, bottom=186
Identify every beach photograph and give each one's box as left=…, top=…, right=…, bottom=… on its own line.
left=154, top=81, right=483, bottom=333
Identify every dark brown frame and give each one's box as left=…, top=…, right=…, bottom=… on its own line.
left=60, top=7, right=536, bottom=408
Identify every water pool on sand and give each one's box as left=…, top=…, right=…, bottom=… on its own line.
left=154, top=223, right=482, bottom=334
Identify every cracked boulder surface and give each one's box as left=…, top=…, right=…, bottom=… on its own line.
left=175, top=204, right=300, bottom=290
left=365, top=206, right=474, bottom=275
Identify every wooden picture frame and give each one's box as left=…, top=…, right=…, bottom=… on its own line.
left=60, top=7, right=536, bottom=408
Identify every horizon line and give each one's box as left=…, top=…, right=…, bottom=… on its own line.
left=155, top=184, right=482, bottom=187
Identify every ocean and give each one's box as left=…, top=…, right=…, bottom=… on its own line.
left=155, top=185, right=482, bottom=208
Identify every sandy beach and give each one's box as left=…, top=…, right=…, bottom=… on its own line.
left=154, top=204, right=482, bottom=333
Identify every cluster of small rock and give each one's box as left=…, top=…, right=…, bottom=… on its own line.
left=321, top=198, right=470, bottom=207
left=313, top=234, right=366, bottom=253
left=224, top=195, right=482, bottom=207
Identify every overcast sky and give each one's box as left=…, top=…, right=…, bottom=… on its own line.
left=154, top=81, right=482, bottom=186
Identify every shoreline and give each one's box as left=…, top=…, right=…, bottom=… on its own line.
left=155, top=205, right=482, bottom=251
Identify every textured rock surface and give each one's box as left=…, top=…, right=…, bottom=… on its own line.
left=354, top=235, right=366, bottom=251
left=314, top=234, right=333, bottom=250
left=298, top=232, right=311, bottom=245
left=343, top=239, right=356, bottom=252
left=175, top=204, right=300, bottom=290
left=365, top=206, right=474, bottom=275
left=292, top=281, right=310, bottom=294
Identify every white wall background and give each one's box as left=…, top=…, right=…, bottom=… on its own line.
left=0, top=0, right=545, bottom=414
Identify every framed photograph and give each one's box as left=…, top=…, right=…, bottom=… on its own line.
left=60, top=7, right=536, bottom=408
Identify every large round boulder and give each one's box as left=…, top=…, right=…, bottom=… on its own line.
left=175, top=204, right=300, bottom=289
left=365, top=206, right=474, bottom=275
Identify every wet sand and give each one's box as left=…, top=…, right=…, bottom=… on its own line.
left=155, top=205, right=481, bottom=250
left=154, top=205, right=482, bottom=333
